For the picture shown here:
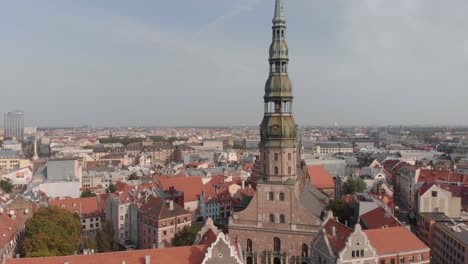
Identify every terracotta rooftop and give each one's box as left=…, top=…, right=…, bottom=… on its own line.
left=364, top=227, right=429, bottom=255
left=306, top=165, right=335, bottom=190
left=323, top=218, right=353, bottom=255
left=139, top=196, right=190, bottom=220
left=156, top=175, right=204, bottom=202
left=0, top=213, right=25, bottom=252
left=3, top=245, right=207, bottom=264
left=418, top=169, right=468, bottom=184
left=360, top=206, right=401, bottom=229
left=48, top=196, right=103, bottom=218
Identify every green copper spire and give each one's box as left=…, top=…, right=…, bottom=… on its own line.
left=252, top=0, right=297, bottom=183
left=259, top=0, right=296, bottom=150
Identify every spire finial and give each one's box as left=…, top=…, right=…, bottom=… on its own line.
left=273, top=0, right=285, bottom=24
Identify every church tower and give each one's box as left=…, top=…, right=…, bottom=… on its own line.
left=229, top=1, right=327, bottom=264
left=255, top=0, right=297, bottom=184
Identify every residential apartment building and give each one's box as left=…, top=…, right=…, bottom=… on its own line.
left=106, top=189, right=133, bottom=244
left=417, top=181, right=462, bottom=218
left=199, top=189, right=232, bottom=221
left=48, top=196, right=105, bottom=238
left=314, top=142, right=353, bottom=155
left=138, top=197, right=191, bottom=249
left=1, top=140, right=22, bottom=151
left=0, top=150, right=30, bottom=173
left=397, top=166, right=468, bottom=209
left=0, top=209, right=26, bottom=258
left=432, top=220, right=468, bottom=264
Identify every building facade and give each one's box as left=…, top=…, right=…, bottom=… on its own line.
left=229, top=1, right=325, bottom=263
left=313, top=212, right=431, bottom=264
left=432, top=221, right=467, bottom=264
left=138, top=197, right=191, bottom=249
left=4, top=111, right=24, bottom=142
left=417, top=182, right=462, bottom=218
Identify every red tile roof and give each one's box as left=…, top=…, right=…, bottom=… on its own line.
left=364, top=227, right=429, bottom=255
left=323, top=219, right=353, bottom=255
left=360, top=207, right=401, bottom=229
left=418, top=169, right=468, bottom=184
left=343, top=194, right=354, bottom=204
left=4, top=245, right=208, bottom=264
left=156, top=175, right=204, bottom=202
left=196, top=228, right=217, bottom=245
left=306, top=165, right=335, bottom=190
left=0, top=213, right=25, bottom=251
left=115, top=181, right=133, bottom=192
left=48, top=196, right=102, bottom=218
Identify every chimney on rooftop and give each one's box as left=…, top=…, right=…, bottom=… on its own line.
left=242, top=180, right=245, bottom=189
left=168, top=200, right=174, bottom=211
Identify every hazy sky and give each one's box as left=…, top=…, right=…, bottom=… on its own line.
left=2, top=0, right=468, bottom=127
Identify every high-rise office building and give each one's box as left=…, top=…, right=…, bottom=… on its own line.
left=4, top=110, right=24, bottom=142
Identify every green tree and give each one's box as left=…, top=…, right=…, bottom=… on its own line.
left=82, top=236, right=98, bottom=252
left=96, top=221, right=117, bottom=252
left=325, top=199, right=352, bottom=223
left=167, top=137, right=179, bottom=144
left=81, top=189, right=97, bottom=198
left=128, top=172, right=139, bottom=180
left=343, top=177, right=367, bottom=195
left=172, top=225, right=200, bottom=246
left=106, top=183, right=117, bottom=194
left=0, top=179, right=14, bottom=193
left=22, top=206, right=81, bottom=257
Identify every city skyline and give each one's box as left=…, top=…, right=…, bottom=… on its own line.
left=2, top=0, right=468, bottom=127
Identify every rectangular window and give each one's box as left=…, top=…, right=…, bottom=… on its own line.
left=400, top=257, right=405, bottom=263
left=390, top=259, right=395, bottom=264
left=352, top=251, right=355, bottom=258
left=432, top=191, right=437, bottom=197
left=380, top=261, right=385, bottom=264
left=409, top=256, right=413, bottom=262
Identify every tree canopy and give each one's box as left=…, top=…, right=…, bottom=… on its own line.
left=128, top=172, right=139, bottom=180
left=325, top=199, right=353, bottom=224
left=81, top=189, right=97, bottom=198
left=343, top=177, right=367, bottom=195
left=96, top=221, right=117, bottom=252
left=172, top=226, right=200, bottom=247
left=106, top=183, right=117, bottom=194
left=0, top=179, right=13, bottom=193
left=22, top=206, right=81, bottom=257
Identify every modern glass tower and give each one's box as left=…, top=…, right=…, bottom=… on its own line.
left=4, top=110, right=24, bottom=142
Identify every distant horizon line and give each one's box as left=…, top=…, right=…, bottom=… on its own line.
left=3, top=124, right=468, bottom=129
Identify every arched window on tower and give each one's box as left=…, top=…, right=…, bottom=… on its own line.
left=302, top=244, right=309, bottom=257
left=281, top=30, right=284, bottom=38
left=274, top=166, right=279, bottom=175
left=247, top=239, right=253, bottom=252
left=288, top=153, right=292, bottom=160
left=268, top=191, right=274, bottom=200
left=269, top=214, right=275, bottom=223
left=279, top=192, right=285, bottom=201
left=273, top=237, right=281, bottom=252
left=288, top=166, right=291, bottom=175
left=280, top=214, right=285, bottom=223
left=274, top=153, right=278, bottom=161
